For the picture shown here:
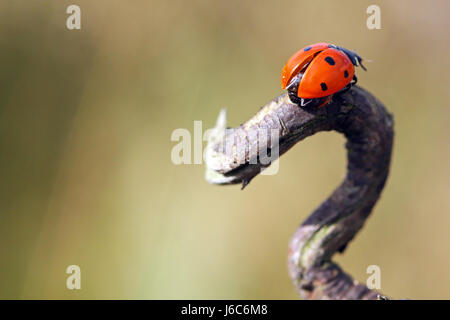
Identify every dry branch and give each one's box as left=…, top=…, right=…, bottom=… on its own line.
left=204, top=86, right=394, bottom=300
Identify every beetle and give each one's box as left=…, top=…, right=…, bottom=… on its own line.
left=281, top=43, right=366, bottom=107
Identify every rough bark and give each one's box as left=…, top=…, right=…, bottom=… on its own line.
left=204, top=86, right=394, bottom=300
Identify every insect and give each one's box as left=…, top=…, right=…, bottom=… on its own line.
left=281, top=42, right=366, bottom=107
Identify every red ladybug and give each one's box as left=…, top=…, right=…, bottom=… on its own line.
left=281, top=43, right=366, bottom=107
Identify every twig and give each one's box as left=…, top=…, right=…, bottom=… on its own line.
left=204, top=86, right=394, bottom=300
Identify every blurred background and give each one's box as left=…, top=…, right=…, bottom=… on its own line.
left=0, top=0, right=449, bottom=299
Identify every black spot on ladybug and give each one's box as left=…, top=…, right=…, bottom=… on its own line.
left=324, top=56, right=335, bottom=65
left=320, top=83, right=328, bottom=91
left=344, top=70, right=349, bottom=78
left=304, top=46, right=312, bottom=51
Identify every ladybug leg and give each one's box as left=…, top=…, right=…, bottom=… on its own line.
left=318, top=96, right=332, bottom=108
left=300, top=98, right=312, bottom=107
left=341, top=84, right=351, bottom=93
left=339, top=75, right=358, bottom=95
left=339, top=81, right=354, bottom=94
left=338, top=75, right=358, bottom=95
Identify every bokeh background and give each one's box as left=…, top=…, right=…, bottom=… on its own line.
left=0, top=0, right=449, bottom=299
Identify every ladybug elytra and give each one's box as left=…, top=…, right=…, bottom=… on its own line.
left=281, top=43, right=366, bottom=107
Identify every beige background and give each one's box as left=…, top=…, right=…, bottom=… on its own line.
left=0, top=0, right=449, bottom=299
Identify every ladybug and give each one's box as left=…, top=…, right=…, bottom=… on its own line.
left=281, top=42, right=366, bottom=107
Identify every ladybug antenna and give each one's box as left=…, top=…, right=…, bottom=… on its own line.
left=353, top=51, right=367, bottom=71
left=351, top=52, right=367, bottom=71
left=361, top=59, right=374, bottom=71
left=359, top=59, right=367, bottom=71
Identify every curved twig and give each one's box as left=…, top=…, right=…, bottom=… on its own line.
left=204, top=86, right=394, bottom=300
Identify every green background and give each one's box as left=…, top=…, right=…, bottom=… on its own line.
left=0, top=0, right=449, bottom=299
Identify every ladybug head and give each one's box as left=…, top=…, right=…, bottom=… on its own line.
left=335, top=45, right=367, bottom=71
